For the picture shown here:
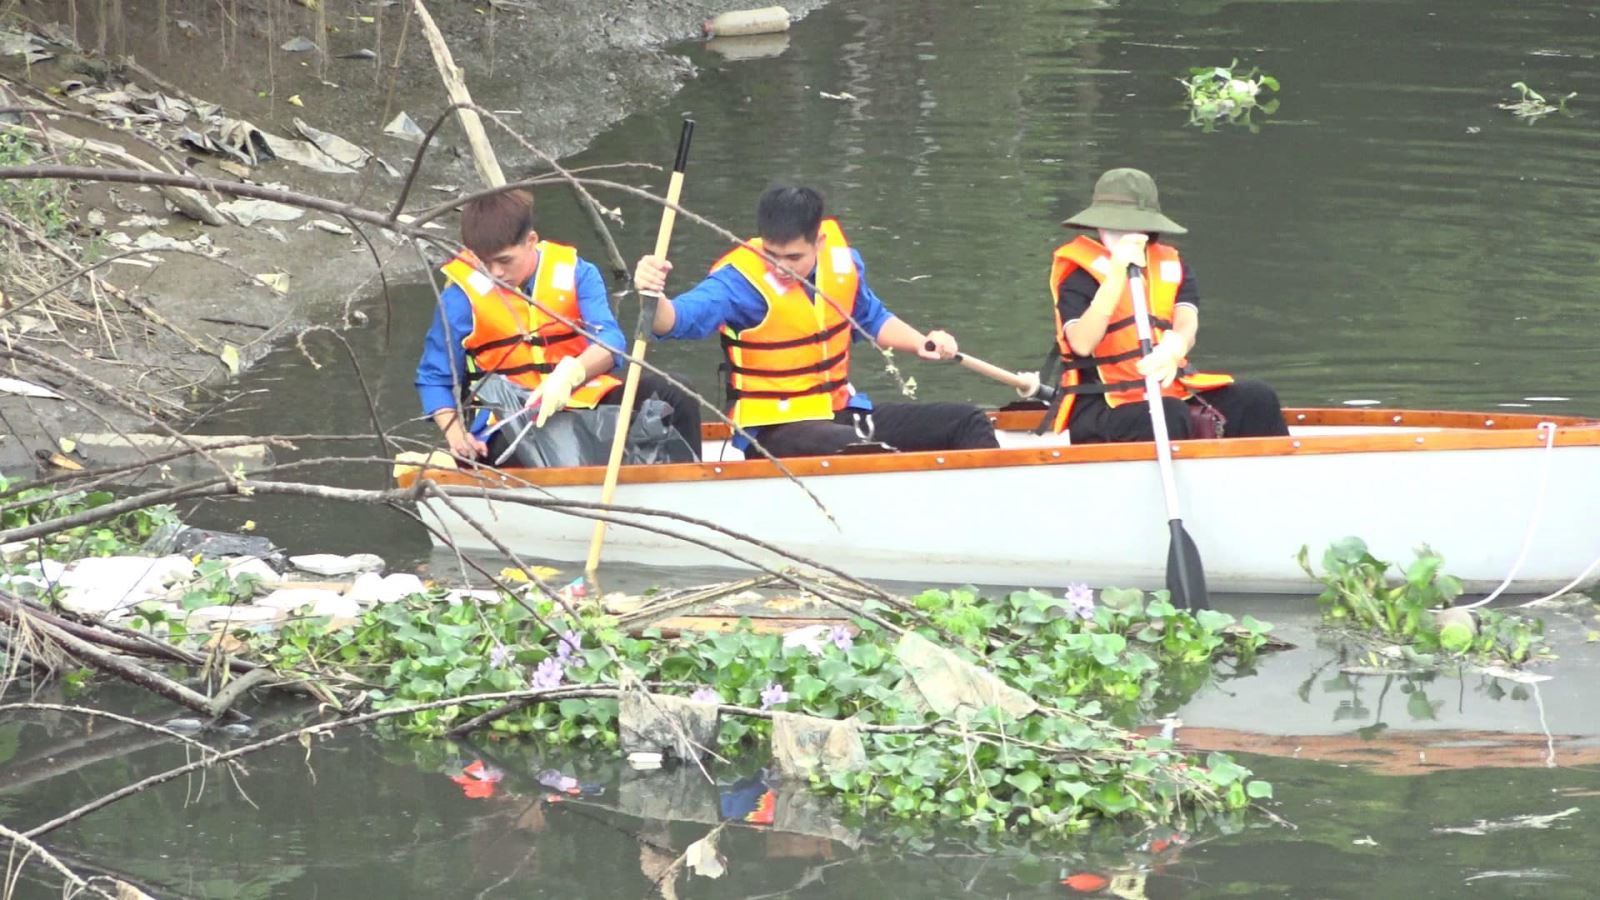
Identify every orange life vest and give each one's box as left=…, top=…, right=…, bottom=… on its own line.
left=1047, top=235, right=1233, bottom=434
left=439, top=242, right=620, bottom=409
left=714, top=219, right=860, bottom=428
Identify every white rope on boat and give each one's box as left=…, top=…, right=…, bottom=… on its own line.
left=1520, top=554, right=1600, bottom=606
left=1458, top=421, right=1558, bottom=611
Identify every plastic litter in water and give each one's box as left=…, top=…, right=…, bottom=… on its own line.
left=627, top=751, right=664, bottom=770
left=449, top=760, right=504, bottom=799
left=1061, top=872, right=1110, bottom=892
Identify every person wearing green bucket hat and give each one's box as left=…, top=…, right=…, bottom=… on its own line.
left=1040, top=168, right=1288, bottom=444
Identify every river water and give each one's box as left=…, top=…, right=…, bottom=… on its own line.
left=187, top=0, right=1600, bottom=563
left=14, top=0, right=1600, bottom=895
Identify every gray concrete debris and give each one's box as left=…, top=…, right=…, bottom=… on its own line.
left=619, top=691, right=719, bottom=759
left=895, top=631, right=1038, bottom=724
left=289, top=553, right=385, bottom=577
left=769, top=711, right=866, bottom=781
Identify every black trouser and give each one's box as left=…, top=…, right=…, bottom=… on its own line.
left=597, top=370, right=703, bottom=457
left=750, top=402, right=999, bottom=459
left=1067, top=379, right=1288, bottom=444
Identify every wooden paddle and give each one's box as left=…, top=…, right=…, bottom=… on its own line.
left=922, top=341, right=1057, bottom=400
left=1125, top=265, right=1210, bottom=611
left=584, top=119, right=695, bottom=582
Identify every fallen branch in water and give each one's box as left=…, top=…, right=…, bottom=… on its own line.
left=0, top=592, right=354, bottom=712
left=0, top=702, right=232, bottom=763
left=0, top=595, right=243, bottom=722
left=0, top=822, right=121, bottom=900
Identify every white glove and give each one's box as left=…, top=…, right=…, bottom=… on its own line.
left=1014, top=371, right=1043, bottom=399
left=528, top=356, right=588, bottom=427
left=1135, top=332, right=1188, bottom=389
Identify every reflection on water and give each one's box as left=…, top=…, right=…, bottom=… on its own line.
left=80, top=0, right=1600, bottom=894
left=4, top=650, right=1599, bottom=899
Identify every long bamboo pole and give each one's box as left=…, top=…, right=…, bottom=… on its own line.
left=584, top=120, right=695, bottom=583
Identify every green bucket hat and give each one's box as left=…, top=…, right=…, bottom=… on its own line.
left=1062, top=168, right=1186, bottom=235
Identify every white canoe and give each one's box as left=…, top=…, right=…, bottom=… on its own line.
left=396, top=408, right=1600, bottom=594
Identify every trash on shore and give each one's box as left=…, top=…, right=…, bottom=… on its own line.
left=702, top=6, right=791, bottom=37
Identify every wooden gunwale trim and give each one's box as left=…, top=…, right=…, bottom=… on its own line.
left=693, top=407, right=1596, bottom=439
left=395, top=407, right=1600, bottom=492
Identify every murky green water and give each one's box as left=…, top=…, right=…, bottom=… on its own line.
left=29, top=0, right=1600, bottom=895
left=5, top=602, right=1599, bottom=898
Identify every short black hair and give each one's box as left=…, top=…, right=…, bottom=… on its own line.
left=756, top=185, right=824, bottom=245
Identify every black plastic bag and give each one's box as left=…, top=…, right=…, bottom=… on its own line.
left=472, top=374, right=697, bottom=469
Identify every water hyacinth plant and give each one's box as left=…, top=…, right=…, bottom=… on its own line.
left=1497, top=81, right=1575, bottom=123
left=1180, top=59, right=1280, bottom=132
left=245, top=581, right=1276, bottom=836
left=1298, top=537, right=1549, bottom=666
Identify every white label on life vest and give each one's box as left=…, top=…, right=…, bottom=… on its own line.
left=777, top=399, right=790, bottom=411
left=830, top=246, right=853, bottom=273
left=466, top=270, right=495, bottom=296
left=1090, top=255, right=1111, bottom=275
left=1160, top=260, right=1182, bottom=283
left=550, top=262, right=575, bottom=291
left=764, top=272, right=787, bottom=294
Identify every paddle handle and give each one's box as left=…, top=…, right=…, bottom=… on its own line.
left=1129, top=265, right=1208, bottom=611
left=651, top=123, right=694, bottom=258
left=1127, top=267, right=1181, bottom=517
left=585, top=119, right=695, bottom=580
left=923, top=341, right=1057, bottom=400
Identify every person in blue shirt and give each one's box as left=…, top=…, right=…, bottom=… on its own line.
left=415, top=189, right=700, bottom=461
left=632, top=185, right=998, bottom=458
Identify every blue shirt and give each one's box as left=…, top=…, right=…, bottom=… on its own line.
left=415, top=254, right=619, bottom=425
left=660, top=248, right=894, bottom=345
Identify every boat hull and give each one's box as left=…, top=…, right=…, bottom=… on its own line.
left=402, top=409, right=1600, bottom=594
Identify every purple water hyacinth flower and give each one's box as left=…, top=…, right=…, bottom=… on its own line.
left=532, top=656, right=565, bottom=691
left=489, top=644, right=512, bottom=669
left=759, top=682, right=789, bottom=710
left=1066, top=582, right=1096, bottom=620
left=556, top=629, right=582, bottom=663
left=829, top=624, right=854, bottom=651
left=690, top=686, right=721, bottom=704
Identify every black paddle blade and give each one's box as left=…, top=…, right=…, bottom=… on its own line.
left=1166, top=520, right=1210, bottom=611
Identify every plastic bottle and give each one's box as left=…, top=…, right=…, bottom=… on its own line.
left=702, top=6, right=791, bottom=38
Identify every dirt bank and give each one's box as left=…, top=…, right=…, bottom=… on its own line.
left=0, top=0, right=819, bottom=474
